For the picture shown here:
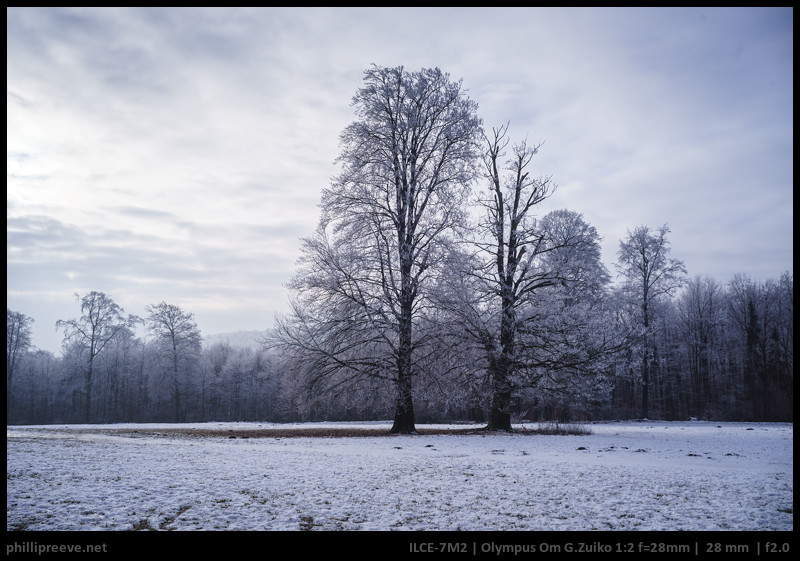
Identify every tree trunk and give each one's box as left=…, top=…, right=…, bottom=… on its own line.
left=390, top=391, right=416, bottom=434
left=486, top=390, right=513, bottom=431
left=85, top=360, right=94, bottom=423
left=390, top=229, right=419, bottom=434
left=390, top=364, right=416, bottom=433
left=390, top=296, right=417, bottom=434
left=172, top=345, right=181, bottom=422
left=641, top=354, right=649, bottom=419
left=487, top=285, right=516, bottom=432
left=486, top=355, right=514, bottom=431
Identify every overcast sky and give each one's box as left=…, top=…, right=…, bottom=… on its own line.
left=7, top=7, right=793, bottom=354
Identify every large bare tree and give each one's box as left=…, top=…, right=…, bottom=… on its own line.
left=476, top=126, right=557, bottom=430
left=276, top=65, right=482, bottom=433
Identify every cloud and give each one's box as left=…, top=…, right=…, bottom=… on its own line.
left=7, top=7, right=793, bottom=353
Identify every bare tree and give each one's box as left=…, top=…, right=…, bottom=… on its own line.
left=436, top=125, right=621, bottom=430
left=56, top=292, right=141, bottom=422
left=676, top=275, right=724, bottom=418
left=7, top=308, right=34, bottom=423
left=616, top=224, right=686, bottom=418
left=146, top=301, right=202, bottom=422
left=276, top=65, right=482, bottom=433
left=474, top=126, right=557, bottom=430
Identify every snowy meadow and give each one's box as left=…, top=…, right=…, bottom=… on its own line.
left=7, top=419, right=792, bottom=537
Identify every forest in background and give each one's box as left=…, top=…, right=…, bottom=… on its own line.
left=7, top=270, right=793, bottom=426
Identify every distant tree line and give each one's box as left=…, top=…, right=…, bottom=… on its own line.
left=7, top=296, right=283, bottom=425
left=6, top=65, right=793, bottom=427
left=5, top=268, right=793, bottom=426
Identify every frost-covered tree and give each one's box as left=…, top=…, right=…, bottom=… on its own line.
left=725, top=273, right=793, bottom=420
left=7, top=308, right=34, bottom=423
left=511, top=210, right=622, bottom=419
left=438, top=125, right=620, bottom=430
left=616, top=224, right=686, bottom=419
left=146, top=301, right=202, bottom=422
left=275, top=65, right=482, bottom=433
left=57, top=292, right=141, bottom=422
left=675, top=275, right=725, bottom=418
left=472, top=126, right=557, bottom=430
left=15, top=349, right=61, bottom=424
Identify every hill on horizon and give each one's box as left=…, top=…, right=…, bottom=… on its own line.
left=203, top=330, right=270, bottom=349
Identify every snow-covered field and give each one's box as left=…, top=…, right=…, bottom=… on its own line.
left=6, top=420, right=793, bottom=532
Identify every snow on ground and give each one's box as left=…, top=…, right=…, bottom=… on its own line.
left=6, top=421, right=793, bottom=532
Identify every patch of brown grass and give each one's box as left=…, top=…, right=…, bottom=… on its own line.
left=108, top=427, right=490, bottom=439
left=79, top=424, right=587, bottom=439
